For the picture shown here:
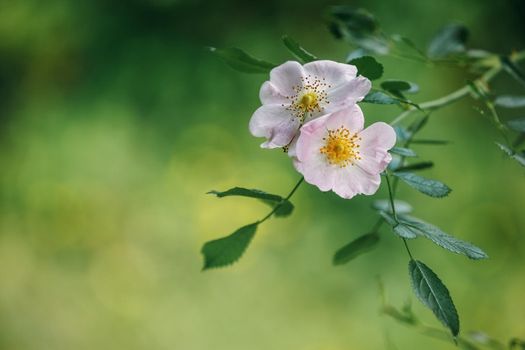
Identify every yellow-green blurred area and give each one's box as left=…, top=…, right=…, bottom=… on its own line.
left=1, top=0, right=525, bottom=349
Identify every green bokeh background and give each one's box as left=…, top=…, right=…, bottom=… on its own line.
left=0, top=0, right=524, bottom=349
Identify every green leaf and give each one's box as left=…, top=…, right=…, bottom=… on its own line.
left=509, top=338, right=525, bottom=350
left=362, top=90, right=398, bottom=105
left=201, top=223, right=258, bottom=270
left=391, top=34, right=428, bottom=62
left=209, top=47, right=275, bottom=74
left=409, top=259, right=460, bottom=337
left=328, top=7, right=389, bottom=55
left=333, top=232, right=380, bottom=265
left=273, top=200, right=294, bottom=217
left=399, top=215, right=488, bottom=259
left=208, top=187, right=283, bottom=202
left=393, top=172, right=451, bottom=198
left=348, top=56, right=383, bottom=80
left=394, top=126, right=411, bottom=142
left=209, top=187, right=294, bottom=218
left=379, top=211, right=418, bottom=239
left=501, top=56, right=525, bottom=88
left=282, top=35, right=317, bottom=63
left=390, top=147, right=417, bottom=157
left=496, top=142, right=525, bottom=167
left=394, top=161, right=434, bottom=172
left=507, top=117, right=525, bottom=132
left=372, top=199, right=412, bottom=214
left=494, top=96, right=525, bottom=108
left=381, top=80, right=419, bottom=94
left=427, top=24, right=469, bottom=59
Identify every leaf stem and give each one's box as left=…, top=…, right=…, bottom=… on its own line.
left=390, top=50, right=525, bottom=126
left=385, top=173, right=397, bottom=221
left=402, top=239, right=414, bottom=260
left=259, top=177, right=304, bottom=223
left=385, top=172, right=415, bottom=260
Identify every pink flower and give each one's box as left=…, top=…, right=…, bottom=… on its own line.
left=293, top=105, right=396, bottom=199
left=249, top=60, right=371, bottom=149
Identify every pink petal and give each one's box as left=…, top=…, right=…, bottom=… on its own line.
left=268, top=61, right=305, bottom=96
left=249, top=105, right=300, bottom=148
left=357, top=122, right=397, bottom=174
left=259, top=81, right=289, bottom=105
left=298, top=152, right=338, bottom=192
left=295, top=114, right=331, bottom=162
left=332, top=167, right=381, bottom=199
left=325, top=76, right=371, bottom=111
left=323, top=105, right=365, bottom=133
left=303, top=60, right=357, bottom=86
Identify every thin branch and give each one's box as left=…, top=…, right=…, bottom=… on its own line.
left=390, top=50, right=525, bottom=126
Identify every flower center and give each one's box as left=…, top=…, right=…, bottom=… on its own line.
left=299, top=92, right=318, bottom=110
left=283, top=75, right=330, bottom=121
left=320, top=126, right=361, bottom=167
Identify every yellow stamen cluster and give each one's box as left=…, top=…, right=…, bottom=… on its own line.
left=282, top=75, right=330, bottom=121
left=320, top=126, right=361, bottom=167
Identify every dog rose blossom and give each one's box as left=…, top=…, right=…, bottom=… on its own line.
left=249, top=60, right=371, bottom=148
left=293, top=105, right=396, bottom=199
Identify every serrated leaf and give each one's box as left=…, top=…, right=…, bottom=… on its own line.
left=507, top=117, right=525, bottom=132
left=501, top=56, right=525, bottom=88
left=372, top=199, right=413, bottom=214
left=399, top=214, right=488, bottom=259
left=390, top=147, right=417, bottom=157
left=494, top=96, right=525, bottom=108
left=393, top=161, right=434, bottom=172
left=333, top=232, right=380, bottom=265
left=427, top=24, right=469, bottom=59
left=381, top=80, right=419, bottom=94
left=409, top=259, right=459, bottom=337
left=496, top=142, right=525, bottom=167
left=208, top=187, right=283, bottom=202
left=201, top=223, right=258, bottom=270
left=393, top=172, right=451, bottom=198
left=348, top=56, right=383, bottom=80
left=378, top=212, right=417, bottom=239
left=362, top=90, right=399, bottom=105
left=209, top=47, right=275, bottom=74
left=282, top=35, right=317, bottom=63
left=394, top=223, right=418, bottom=239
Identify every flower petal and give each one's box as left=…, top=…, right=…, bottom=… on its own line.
left=357, top=122, right=397, bottom=174
left=268, top=61, right=305, bottom=96
left=298, top=152, right=338, bottom=192
left=303, top=60, right=357, bottom=87
left=323, top=105, right=365, bottom=133
left=295, top=114, right=330, bottom=162
left=249, top=105, right=300, bottom=148
left=325, top=76, right=371, bottom=111
left=259, top=81, right=289, bottom=105
left=332, top=167, right=381, bottom=199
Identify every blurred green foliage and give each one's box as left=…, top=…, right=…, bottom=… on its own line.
left=0, top=0, right=524, bottom=349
